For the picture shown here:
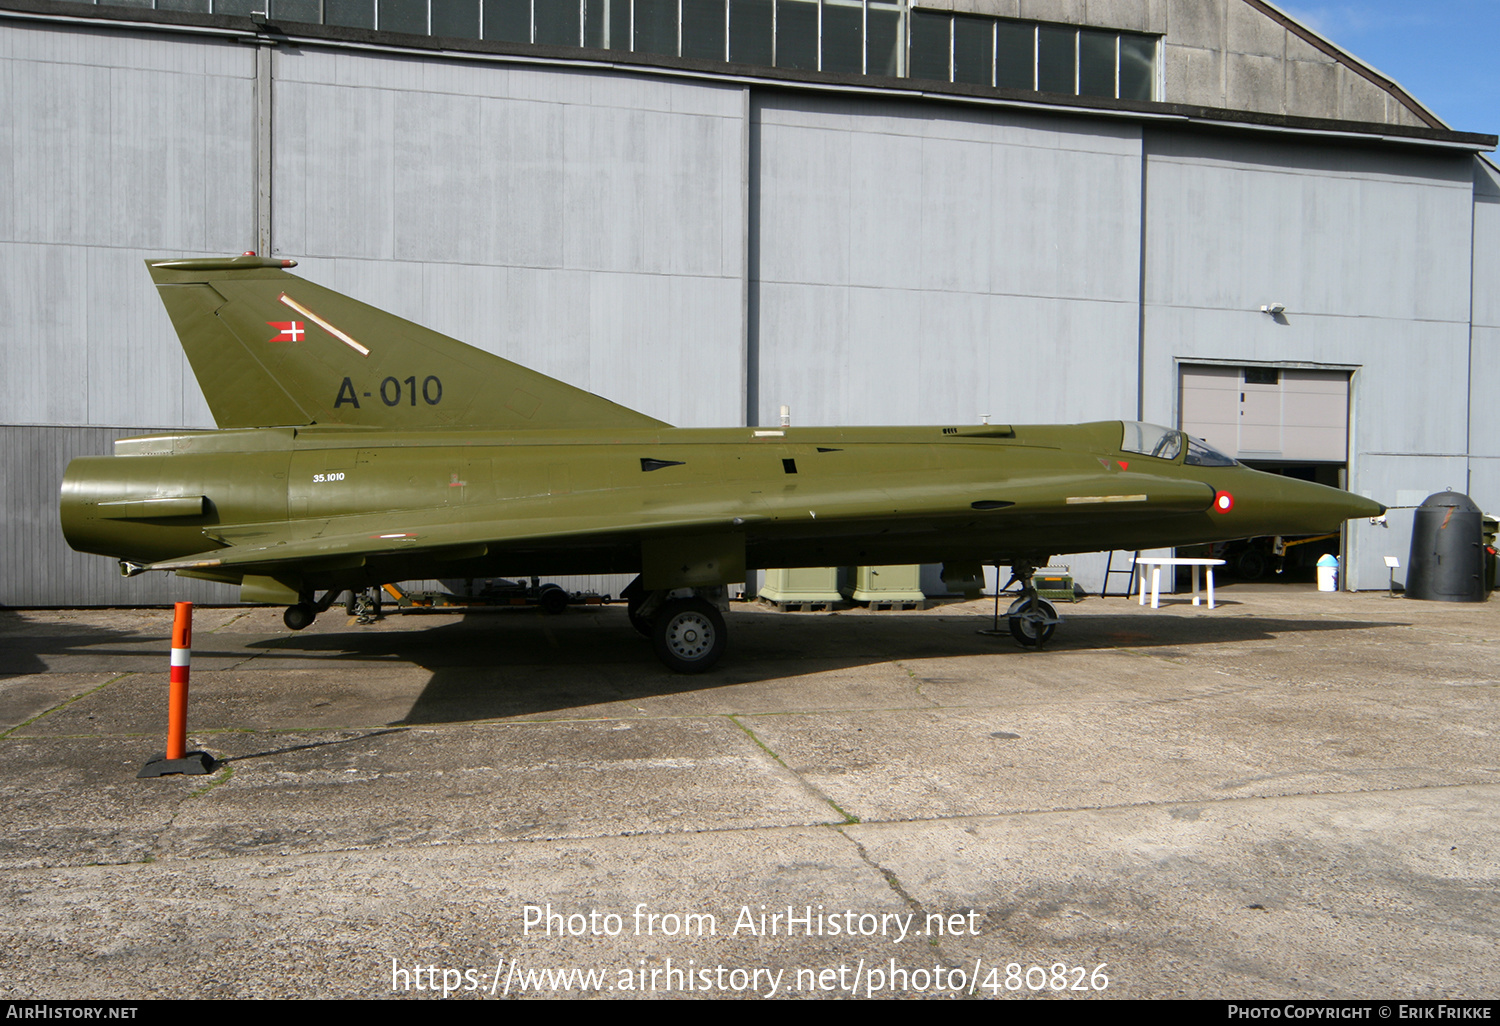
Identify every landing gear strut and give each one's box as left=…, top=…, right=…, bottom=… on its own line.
left=1005, top=561, right=1059, bottom=648
left=980, top=561, right=1060, bottom=649
left=346, top=588, right=383, bottom=624
left=622, top=576, right=653, bottom=637
left=282, top=589, right=344, bottom=631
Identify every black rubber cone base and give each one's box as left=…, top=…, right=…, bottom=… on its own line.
left=138, top=751, right=217, bottom=778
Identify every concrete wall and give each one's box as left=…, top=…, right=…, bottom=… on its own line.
left=1469, top=159, right=1500, bottom=534
left=1157, top=0, right=1433, bottom=125
left=1141, top=129, right=1479, bottom=589
left=753, top=94, right=1142, bottom=428
left=0, top=22, right=257, bottom=430
left=272, top=49, right=748, bottom=429
left=924, top=0, right=1436, bottom=128
left=0, top=25, right=749, bottom=430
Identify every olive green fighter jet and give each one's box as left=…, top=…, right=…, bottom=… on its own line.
left=60, top=255, right=1385, bottom=671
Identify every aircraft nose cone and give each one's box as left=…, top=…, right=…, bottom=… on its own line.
left=1231, top=473, right=1385, bottom=535
left=1320, top=487, right=1385, bottom=520
left=1206, top=468, right=1380, bottom=540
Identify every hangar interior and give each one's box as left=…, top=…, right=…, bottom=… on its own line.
left=2, top=0, right=1496, bottom=604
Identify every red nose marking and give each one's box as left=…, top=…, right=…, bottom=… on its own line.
left=1214, top=491, right=1235, bottom=513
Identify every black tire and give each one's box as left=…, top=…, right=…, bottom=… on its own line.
left=651, top=598, right=726, bottom=673
left=1006, top=597, right=1056, bottom=647
left=537, top=584, right=569, bottom=615
left=622, top=576, right=653, bottom=637
left=284, top=603, right=316, bottom=631
left=627, top=604, right=654, bottom=637
left=1234, top=549, right=1267, bottom=580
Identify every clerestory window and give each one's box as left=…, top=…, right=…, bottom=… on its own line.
left=84, top=1, right=1158, bottom=101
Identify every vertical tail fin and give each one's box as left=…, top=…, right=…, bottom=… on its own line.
left=147, top=256, right=668, bottom=431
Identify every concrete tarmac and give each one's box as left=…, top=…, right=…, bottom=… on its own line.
left=0, top=585, right=1496, bottom=1000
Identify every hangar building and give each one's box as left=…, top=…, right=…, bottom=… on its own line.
left=2, top=0, right=1497, bottom=603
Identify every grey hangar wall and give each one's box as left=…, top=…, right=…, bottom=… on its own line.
left=1, top=12, right=1494, bottom=603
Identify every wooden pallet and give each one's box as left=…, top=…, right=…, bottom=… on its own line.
left=758, top=599, right=837, bottom=612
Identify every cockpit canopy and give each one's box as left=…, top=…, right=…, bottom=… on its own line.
left=1185, top=434, right=1238, bottom=467
left=1120, top=422, right=1237, bottom=467
left=1121, top=422, right=1181, bottom=461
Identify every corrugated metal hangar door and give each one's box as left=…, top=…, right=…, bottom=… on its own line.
left=1179, top=364, right=1352, bottom=580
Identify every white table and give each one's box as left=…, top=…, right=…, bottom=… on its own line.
left=1132, top=557, right=1227, bottom=609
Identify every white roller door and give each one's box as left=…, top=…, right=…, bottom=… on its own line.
left=1180, top=365, right=1349, bottom=462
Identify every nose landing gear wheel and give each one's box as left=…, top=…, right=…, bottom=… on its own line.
left=652, top=597, right=726, bottom=673
left=1007, top=596, right=1057, bottom=647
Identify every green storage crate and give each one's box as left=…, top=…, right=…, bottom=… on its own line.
left=846, top=565, right=926, bottom=605
left=758, top=567, right=842, bottom=607
left=1034, top=566, right=1078, bottom=603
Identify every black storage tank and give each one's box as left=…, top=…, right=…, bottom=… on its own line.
left=1406, top=491, right=1487, bottom=602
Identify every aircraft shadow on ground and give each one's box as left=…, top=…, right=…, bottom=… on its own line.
left=0, top=612, right=146, bottom=677
left=233, top=605, right=1409, bottom=725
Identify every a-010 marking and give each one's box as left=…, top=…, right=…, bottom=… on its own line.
left=334, top=375, right=443, bottom=409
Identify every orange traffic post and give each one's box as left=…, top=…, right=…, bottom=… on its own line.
left=167, top=601, right=191, bottom=759
left=139, top=602, right=215, bottom=778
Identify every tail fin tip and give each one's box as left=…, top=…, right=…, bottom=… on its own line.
left=148, top=255, right=297, bottom=272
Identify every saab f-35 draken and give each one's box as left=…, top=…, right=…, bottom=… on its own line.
left=61, top=256, right=1384, bottom=671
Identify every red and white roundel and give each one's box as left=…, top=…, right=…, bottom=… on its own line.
left=1213, top=491, right=1235, bottom=514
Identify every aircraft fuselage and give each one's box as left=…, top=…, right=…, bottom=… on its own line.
left=62, top=420, right=1381, bottom=595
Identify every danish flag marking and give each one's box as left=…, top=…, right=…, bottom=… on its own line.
left=267, top=321, right=305, bottom=343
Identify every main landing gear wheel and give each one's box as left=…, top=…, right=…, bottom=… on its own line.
left=622, top=576, right=653, bottom=637
left=1006, top=596, right=1057, bottom=647
left=1234, top=549, right=1267, bottom=580
left=283, top=603, right=316, bottom=631
left=652, top=597, right=726, bottom=674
